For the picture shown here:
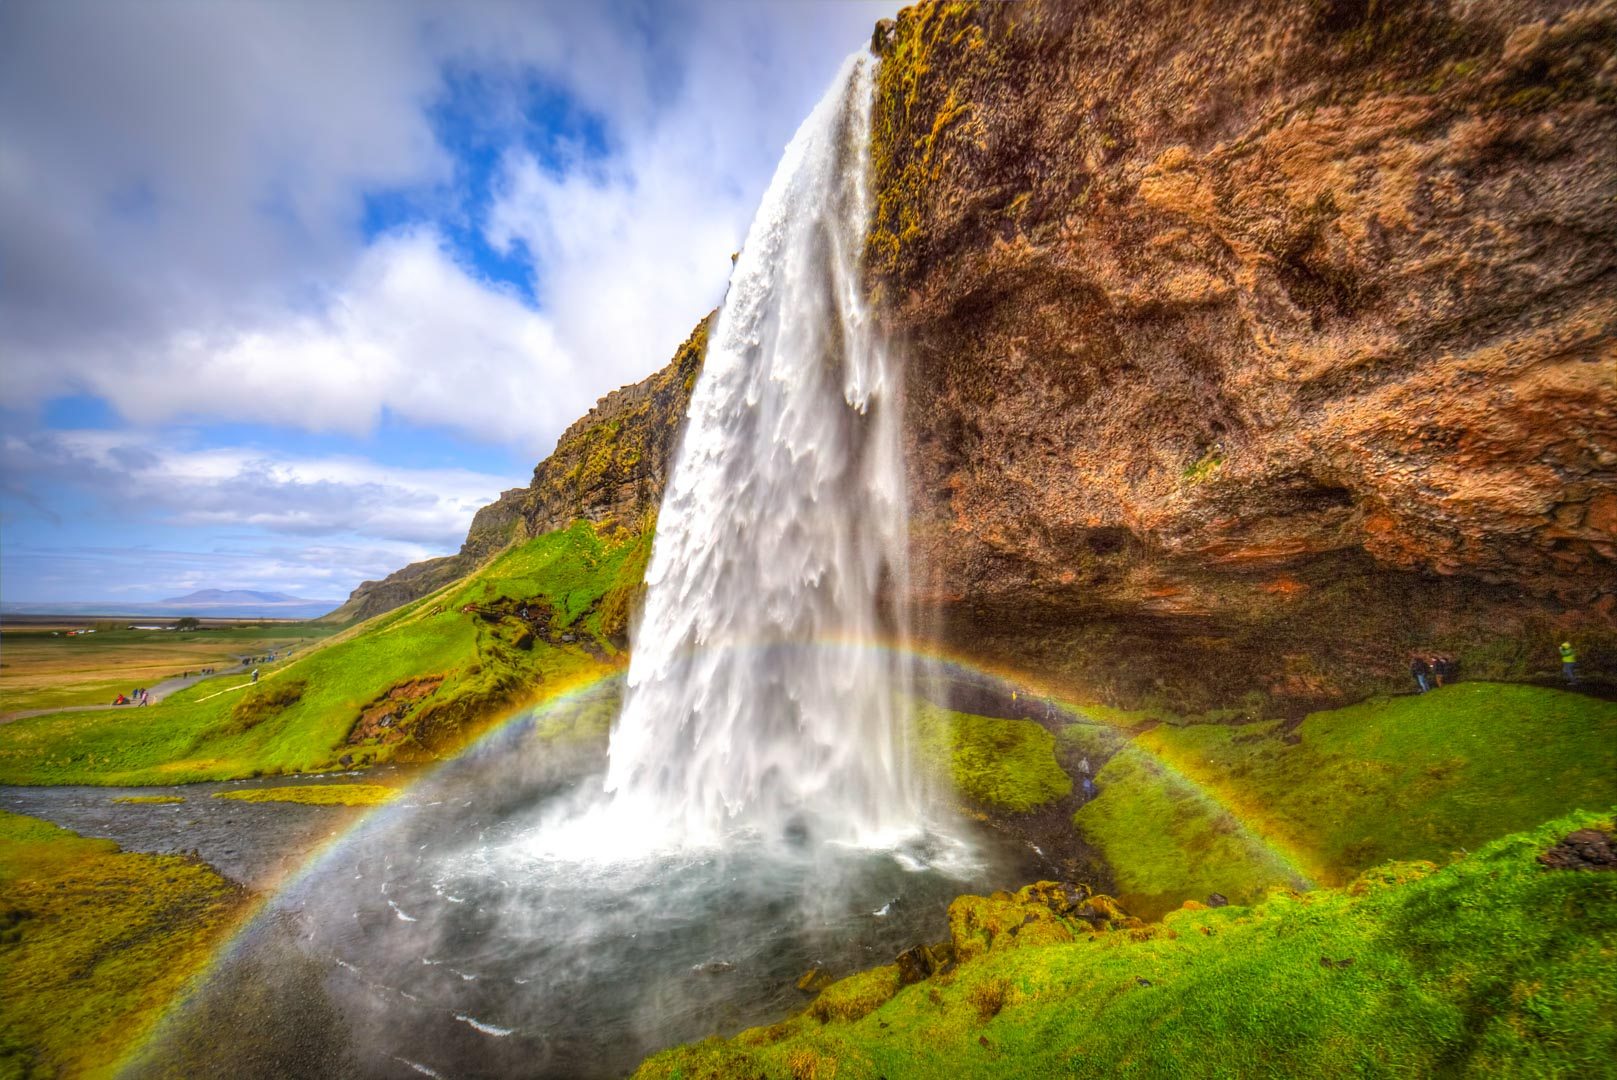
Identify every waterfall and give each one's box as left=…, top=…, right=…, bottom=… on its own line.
left=601, top=52, right=919, bottom=848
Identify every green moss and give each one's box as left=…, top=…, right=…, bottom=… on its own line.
left=1055, top=719, right=1130, bottom=764
left=866, top=2, right=985, bottom=286
left=0, top=811, right=245, bottom=1079
left=111, top=794, right=186, bottom=805
left=636, top=809, right=1617, bottom=1079
left=214, top=678, right=308, bottom=738
left=1076, top=682, right=1617, bottom=915
left=1076, top=740, right=1306, bottom=917
left=913, top=702, right=1070, bottom=812
left=1180, top=447, right=1223, bottom=483
left=804, top=964, right=901, bottom=1024
left=210, top=784, right=398, bottom=807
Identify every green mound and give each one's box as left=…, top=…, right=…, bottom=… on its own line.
left=914, top=702, right=1070, bottom=813
left=1075, top=682, right=1617, bottom=915
left=0, top=521, right=648, bottom=786
left=210, top=784, right=397, bottom=807
left=0, top=811, right=245, bottom=1080
left=636, top=810, right=1617, bottom=1079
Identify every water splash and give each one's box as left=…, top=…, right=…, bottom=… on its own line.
left=602, top=52, right=918, bottom=848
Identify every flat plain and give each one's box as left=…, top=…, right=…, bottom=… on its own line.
left=0, top=620, right=340, bottom=716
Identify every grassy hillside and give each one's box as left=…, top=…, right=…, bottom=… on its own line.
left=0, top=812, right=246, bottom=1080
left=0, top=521, right=647, bottom=786
left=1073, top=683, right=1617, bottom=916
left=636, top=809, right=1617, bottom=1079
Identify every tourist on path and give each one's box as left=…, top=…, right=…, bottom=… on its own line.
left=1559, top=641, right=1579, bottom=685
left=1410, top=655, right=1432, bottom=694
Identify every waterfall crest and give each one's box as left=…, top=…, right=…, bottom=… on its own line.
left=602, top=52, right=919, bottom=848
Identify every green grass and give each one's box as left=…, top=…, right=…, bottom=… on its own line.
left=636, top=809, right=1617, bottom=1079
left=913, top=701, right=1070, bottom=813
left=210, top=784, right=397, bottom=807
left=1074, top=682, right=1617, bottom=916
left=0, top=521, right=645, bottom=786
left=0, top=811, right=245, bottom=1080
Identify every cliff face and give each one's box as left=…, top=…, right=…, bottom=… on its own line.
left=871, top=0, right=1617, bottom=711
left=522, top=315, right=709, bottom=537
left=329, top=317, right=709, bottom=623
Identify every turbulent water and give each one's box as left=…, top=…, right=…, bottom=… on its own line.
left=129, top=52, right=1021, bottom=1080
left=603, top=52, right=918, bottom=849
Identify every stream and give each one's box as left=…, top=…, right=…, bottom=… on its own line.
left=1, top=769, right=408, bottom=890
left=116, top=687, right=1032, bottom=1079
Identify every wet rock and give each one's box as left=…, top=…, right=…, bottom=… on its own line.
left=870, top=17, right=895, bottom=55
left=895, top=940, right=955, bottom=985
left=692, top=960, right=734, bottom=975
left=1539, top=828, right=1617, bottom=871
left=1207, top=893, right=1229, bottom=908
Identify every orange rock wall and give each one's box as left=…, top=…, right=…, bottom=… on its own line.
left=870, top=0, right=1617, bottom=710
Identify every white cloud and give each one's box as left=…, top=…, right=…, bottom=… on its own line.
left=52, top=230, right=578, bottom=448
left=0, top=1, right=898, bottom=455
left=2, top=429, right=516, bottom=548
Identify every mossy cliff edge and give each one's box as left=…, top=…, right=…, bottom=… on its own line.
left=869, top=0, right=1617, bottom=713
left=327, top=314, right=710, bottom=624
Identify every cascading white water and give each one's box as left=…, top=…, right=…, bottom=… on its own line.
left=601, top=52, right=919, bottom=848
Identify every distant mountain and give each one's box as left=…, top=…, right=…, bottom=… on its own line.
left=1, top=590, right=342, bottom=621
left=161, top=589, right=307, bottom=604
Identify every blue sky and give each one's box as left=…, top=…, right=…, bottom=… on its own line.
left=0, top=0, right=895, bottom=604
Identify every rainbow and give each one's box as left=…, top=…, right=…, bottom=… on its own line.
left=126, top=638, right=1329, bottom=1067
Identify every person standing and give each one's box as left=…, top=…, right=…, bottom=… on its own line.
left=1410, top=655, right=1432, bottom=694
left=1559, top=641, right=1579, bottom=685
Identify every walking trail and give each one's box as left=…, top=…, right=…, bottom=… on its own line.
left=1, top=662, right=262, bottom=724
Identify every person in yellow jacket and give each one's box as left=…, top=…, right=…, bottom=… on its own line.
left=1559, top=641, right=1579, bottom=685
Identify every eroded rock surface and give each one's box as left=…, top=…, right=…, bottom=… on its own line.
left=871, top=0, right=1617, bottom=710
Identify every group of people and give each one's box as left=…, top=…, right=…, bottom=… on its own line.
left=1408, top=653, right=1459, bottom=694
left=240, top=652, right=278, bottom=666
left=1411, top=641, right=1586, bottom=693
left=112, top=687, right=150, bottom=706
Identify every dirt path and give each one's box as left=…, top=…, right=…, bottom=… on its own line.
left=0, top=664, right=253, bottom=723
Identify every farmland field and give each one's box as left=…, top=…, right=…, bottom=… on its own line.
left=0, top=620, right=342, bottom=715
